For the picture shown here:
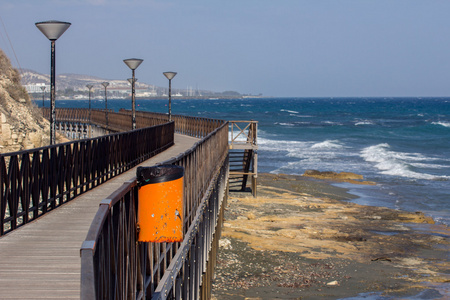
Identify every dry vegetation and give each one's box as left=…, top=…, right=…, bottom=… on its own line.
left=0, top=48, right=55, bottom=153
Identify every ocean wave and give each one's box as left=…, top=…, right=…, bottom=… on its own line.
left=311, top=140, right=344, bottom=149
left=257, top=137, right=361, bottom=175
left=258, top=137, right=309, bottom=152
left=280, top=109, right=299, bottom=114
left=292, top=115, right=313, bottom=118
left=322, top=121, right=343, bottom=126
left=360, top=144, right=449, bottom=180
left=354, top=120, right=374, bottom=126
left=432, top=121, right=450, bottom=128
left=275, top=122, right=295, bottom=127
left=274, top=122, right=310, bottom=127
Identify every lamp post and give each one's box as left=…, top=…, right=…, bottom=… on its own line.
left=101, top=82, right=109, bottom=132
left=163, top=72, right=177, bottom=121
left=40, top=86, right=46, bottom=108
left=127, top=78, right=138, bottom=84
left=35, top=20, right=71, bottom=145
left=123, top=58, right=143, bottom=130
left=86, top=84, right=93, bottom=138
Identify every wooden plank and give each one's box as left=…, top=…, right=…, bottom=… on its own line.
left=0, top=134, right=199, bottom=299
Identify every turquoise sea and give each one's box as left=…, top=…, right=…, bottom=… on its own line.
left=44, top=97, right=450, bottom=226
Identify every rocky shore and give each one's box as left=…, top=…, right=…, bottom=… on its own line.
left=211, top=173, right=449, bottom=299
left=0, top=49, right=69, bottom=154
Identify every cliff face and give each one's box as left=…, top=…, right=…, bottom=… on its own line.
left=0, top=48, right=63, bottom=153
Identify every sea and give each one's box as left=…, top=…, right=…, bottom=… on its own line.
left=41, top=97, right=450, bottom=226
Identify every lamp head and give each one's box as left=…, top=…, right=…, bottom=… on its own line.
left=163, top=72, right=177, bottom=80
left=35, top=20, right=71, bottom=41
left=123, top=58, right=143, bottom=70
left=101, top=82, right=109, bottom=88
left=86, top=84, right=94, bottom=90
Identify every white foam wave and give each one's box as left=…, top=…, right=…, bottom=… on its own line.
left=275, top=122, right=295, bottom=127
left=432, top=121, right=450, bottom=128
left=354, top=120, right=374, bottom=126
left=257, top=137, right=360, bottom=174
left=322, top=121, right=343, bottom=126
left=258, top=137, right=309, bottom=152
left=280, top=109, right=299, bottom=114
left=311, top=140, right=344, bottom=149
left=361, top=144, right=449, bottom=180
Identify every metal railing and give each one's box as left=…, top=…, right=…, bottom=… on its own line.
left=0, top=122, right=174, bottom=236
left=121, top=109, right=225, bottom=138
left=43, top=108, right=169, bottom=133
left=80, top=118, right=229, bottom=299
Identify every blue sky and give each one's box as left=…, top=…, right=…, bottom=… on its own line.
left=1, top=0, right=450, bottom=97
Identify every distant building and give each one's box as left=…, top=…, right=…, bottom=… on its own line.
left=23, top=83, right=50, bottom=94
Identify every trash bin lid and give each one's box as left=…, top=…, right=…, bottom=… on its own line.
left=137, top=165, right=184, bottom=186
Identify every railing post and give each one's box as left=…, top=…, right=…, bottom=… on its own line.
left=80, top=243, right=96, bottom=299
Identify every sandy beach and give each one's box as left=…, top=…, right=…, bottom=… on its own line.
left=211, top=173, right=449, bottom=299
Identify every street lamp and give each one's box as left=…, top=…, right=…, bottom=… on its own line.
left=163, top=72, right=177, bottom=121
left=127, top=78, right=138, bottom=84
left=86, top=84, right=93, bottom=138
left=35, top=20, right=71, bottom=145
left=101, top=82, right=109, bottom=132
left=123, top=58, right=143, bottom=130
left=40, top=86, right=46, bottom=108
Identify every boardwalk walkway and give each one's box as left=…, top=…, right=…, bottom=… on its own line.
left=0, top=134, right=199, bottom=299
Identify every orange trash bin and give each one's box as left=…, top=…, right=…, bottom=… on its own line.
left=136, top=165, right=184, bottom=243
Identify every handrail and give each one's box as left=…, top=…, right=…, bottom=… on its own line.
left=120, top=109, right=226, bottom=137
left=80, top=117, right=229, bottom=299
left=42, top=108, right=226, bottom=137
left=0, top=122, right=175, bottom=236
left=229, top=120, right=258, bottom=149
left=43, top=108, right=170, bottom=133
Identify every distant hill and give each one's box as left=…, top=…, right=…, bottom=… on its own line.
left=20, top=69, right=152, bottom=91
left=20, top=69, right=246, bottom=98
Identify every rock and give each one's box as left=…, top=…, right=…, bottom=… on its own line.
left=247, top=213, right=256, bottom=220
left=303, top=170, right=376, bottom=185
left=219, top=238, right=232, bottom=249
left=0, top=48, right=53, bottom=154
left=304, top=170, right=322, bottom=176
left=1, top=123, right=11, bottom=140
left=28, top=132, right=43, bottom=148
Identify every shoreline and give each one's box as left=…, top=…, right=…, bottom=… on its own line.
left=212, top=173, right=449, bottom=299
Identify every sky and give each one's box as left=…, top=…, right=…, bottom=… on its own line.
left=1, top=0, right=450, bottom=97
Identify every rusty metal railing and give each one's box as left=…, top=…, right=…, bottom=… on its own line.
left=0, top=122, right=174, bottom=236
left=43, top=108, right=170, bottom=133
left=80, top=118, right=229, bottom=299
left=121, top=109, right=226, bottom=137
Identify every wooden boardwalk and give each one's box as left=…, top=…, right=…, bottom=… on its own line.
left=0, top=134, right=199, bottom=299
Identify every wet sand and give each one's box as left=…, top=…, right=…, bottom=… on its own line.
left=211, top=173, right=449, bottom=299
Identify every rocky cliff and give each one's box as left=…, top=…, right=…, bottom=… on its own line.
left=0, top=49, right=65, bottom=154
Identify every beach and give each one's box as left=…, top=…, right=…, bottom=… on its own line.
left=211, top=173, right=449, bottom=299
